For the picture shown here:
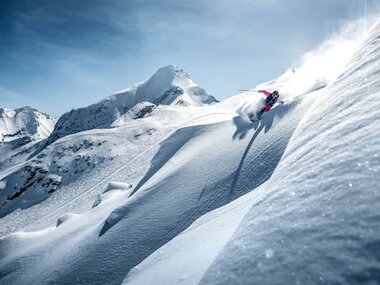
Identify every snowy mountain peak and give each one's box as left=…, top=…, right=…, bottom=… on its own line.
left=0, top=106, right=56, bottom=143
left=47, top=66, right=217, bottom=145
left=150, top=65, right=190, bottom=81
left=116, top=65, right=216, bottom=106
left=1, top=106, right=36, bottom=118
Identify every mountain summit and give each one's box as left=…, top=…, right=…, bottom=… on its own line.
left=0, top=106, right=56, bottom=144
left=47, top=65, right=217, bottom=145
left=118, top=65, right=217, bottom=106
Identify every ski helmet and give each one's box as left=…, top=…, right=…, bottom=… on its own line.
left=272, top=90, right=279, bottom=98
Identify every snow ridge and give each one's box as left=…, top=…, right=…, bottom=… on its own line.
left=0, top=106, right=56, bottom=143
left=46, top=65, right=217, bottom=145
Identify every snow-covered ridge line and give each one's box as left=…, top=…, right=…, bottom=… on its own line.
left=45, top=65, right=217, bottom=146
left=0, top=106, right=56, bottom=143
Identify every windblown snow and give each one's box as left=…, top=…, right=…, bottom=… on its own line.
left=0, top=18, right=379, bottom=285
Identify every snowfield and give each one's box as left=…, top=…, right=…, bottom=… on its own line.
left=0, top=18, right=379, bottom=285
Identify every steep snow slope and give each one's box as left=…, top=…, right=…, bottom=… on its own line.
left=46, top=65, right=217, bottom=145
left=124, top=21, right=380, bottom=285
left=0, top=106, right=55, bottom=143
left=0, top=79, right=320, bottom=284
left=0, top=104, right=202, bottom=231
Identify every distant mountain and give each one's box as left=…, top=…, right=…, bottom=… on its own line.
left=47, top=65, right=217, bottom=145
left=0, top=66, right=217, bottom=220
left=0, top=106, right=56, bottom=144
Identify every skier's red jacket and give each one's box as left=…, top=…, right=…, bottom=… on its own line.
left=260, top=90, right=271, bottom=97
left=259, top=90, right=273, bottom=112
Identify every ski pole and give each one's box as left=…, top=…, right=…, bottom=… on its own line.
left=238, top=89, right=261, bottom=92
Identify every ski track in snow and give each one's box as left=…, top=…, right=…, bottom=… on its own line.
left=0, top=110, right=233, bottom=236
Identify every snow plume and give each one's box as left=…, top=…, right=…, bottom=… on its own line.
left=261, top=15, right=379, bottom=99
left=235, top=94, right=265, bottom=122
left=297, top=17, right=376, bottom=86
left=237, top=14, right=378, bottom=120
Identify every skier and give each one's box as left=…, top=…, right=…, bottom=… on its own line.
left=256, top=89, right=283, bottom=119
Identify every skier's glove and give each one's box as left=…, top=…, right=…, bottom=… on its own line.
left=258, top=90, right=262, bottom=93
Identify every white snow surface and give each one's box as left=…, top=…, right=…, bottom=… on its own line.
left=0, top=106, right=56, bottom=142
left=0, top=107, right=56, bottom=185
left=0, top=19, right=379, bottom=285
left=46, top=65, right=217, bottom=145
left=0, top=65, right=216, bottom=223
left=0, top=104, right=207, bottom=229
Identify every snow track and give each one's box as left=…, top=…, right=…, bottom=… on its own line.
left=0, top=110, right=232, bottom=236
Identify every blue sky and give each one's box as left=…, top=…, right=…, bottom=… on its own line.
left=0, top=0, right=373, bottom=116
